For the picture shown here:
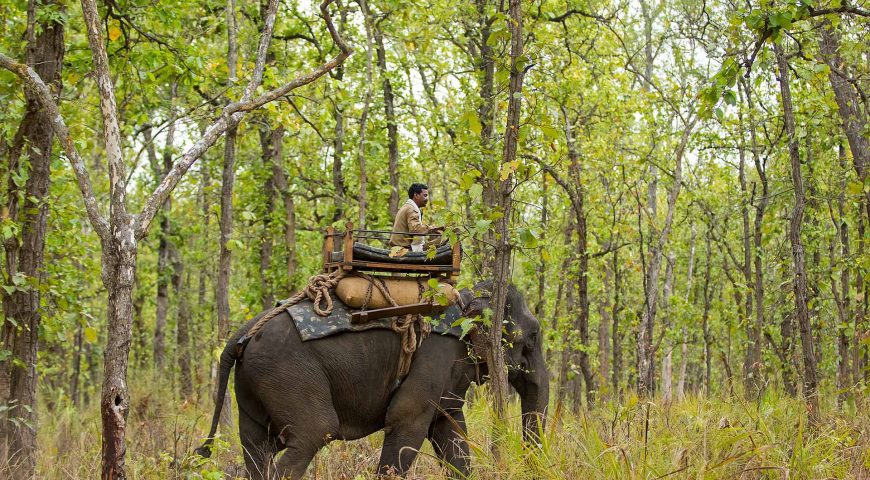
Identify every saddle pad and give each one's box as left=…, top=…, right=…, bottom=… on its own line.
left=286, top=294, right=464, bottom=342
left=330, top=242, right=455, bottom=265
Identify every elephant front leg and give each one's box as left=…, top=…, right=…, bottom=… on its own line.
left=428, top=411, right=470, bottom=478
left=376, top=414, right=433, bottom=476
left=377, top=389, right=440, bottom=476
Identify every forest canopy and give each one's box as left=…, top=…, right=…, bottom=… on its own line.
left=0, top=0, right=868, bottom=478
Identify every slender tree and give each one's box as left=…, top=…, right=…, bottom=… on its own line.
left=0, top=1, right=64, bottom=476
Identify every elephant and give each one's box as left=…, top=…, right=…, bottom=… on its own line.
left=196, top=280, right=549, bottom=479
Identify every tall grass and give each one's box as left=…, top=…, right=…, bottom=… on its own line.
left=36, top=379, right=870, bottom=479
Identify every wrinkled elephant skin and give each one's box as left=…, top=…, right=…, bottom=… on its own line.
left=197, top=281, right=549, bottom=479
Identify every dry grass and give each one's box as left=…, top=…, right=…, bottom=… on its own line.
left=35, top=378, right=870, bottom=479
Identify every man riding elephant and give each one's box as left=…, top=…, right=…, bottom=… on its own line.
left=390, top=183, right=444, bottom=252
left=196, top=280, right=549, bottom=479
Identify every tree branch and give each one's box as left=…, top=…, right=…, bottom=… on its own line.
left=135, top=0, right=352, bottom=239
left=81, top=0, right=128, bottom=227
left=0, top=52, right=110, bottom=240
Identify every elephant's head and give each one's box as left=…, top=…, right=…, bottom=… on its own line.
left=461, top=281, right=550, bottom=443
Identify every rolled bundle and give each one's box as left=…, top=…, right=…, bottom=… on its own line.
left=335, top=276, right=459, bottom=310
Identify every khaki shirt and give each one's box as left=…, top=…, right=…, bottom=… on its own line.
left=390, top=201, right=431, bottom=247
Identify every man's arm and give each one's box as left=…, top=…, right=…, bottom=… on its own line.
left=406, top=210, right=430, bottom=234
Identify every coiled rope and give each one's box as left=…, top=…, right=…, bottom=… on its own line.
left=236, top=269, right=430, bottom=378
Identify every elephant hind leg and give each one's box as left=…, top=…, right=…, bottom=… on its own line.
left=239, top=407, right=280, bottom=480
left=272, top=443, right=322, bottom=480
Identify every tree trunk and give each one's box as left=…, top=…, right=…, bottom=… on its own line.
left=215, top=126, right=236, bottom=428
left=832, top=144, right=851, bottom=407
left=561, top=107, right=594, bottom=407
left=487, top=0, right=524, bottom=424
left=677, top=223, right=696, bottom=398
left=737, top=107, right=759, bottom=395
left=147, top=97, right=178, bottom=370
left=0, top=2, right=63, bottom=475
left=373, top=16, right=399, bottom=218
left=536, top=176, right=548, bottom=318
left=858, top=201, right=868, bottom=382
left=100, top=236, right=138, bottom=480
left=356, top=0, right=374, bottom=230
left=599, top=247, right=613, bottom=398
left=473, top=0, right=496, bottom=268
left=637, top=117, right=695, bottom=397
left=702, top=229, right=712, bottom=394
left=661, top=253, right=675, bottom=402
left=611, top=244, right=622, bottom=396
left=331, top=101, right=346, bottom=223
left=741, top=75, right=769, bottom=398
left=175, top=255, right=192, bottom=400
left=818, top=19, right=869, bottom=221
left=557, top=220, right=575, bottom=407
left=259, top=127, right=277, bottom=308
left=775, top=42, right=820, bottom=424
left=268, top=128, right=297, bottom=291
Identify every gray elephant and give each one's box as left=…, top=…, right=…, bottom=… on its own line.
left=196, top=280, right=549, bottom=479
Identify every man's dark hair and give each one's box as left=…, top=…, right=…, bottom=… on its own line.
left=408, top=183, right=428, bottom=199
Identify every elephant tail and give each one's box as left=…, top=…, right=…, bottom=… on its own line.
left=194, top=330, right=242, bottom=458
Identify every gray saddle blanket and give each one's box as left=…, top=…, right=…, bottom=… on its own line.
left=285, top=294, right=464, bottom=342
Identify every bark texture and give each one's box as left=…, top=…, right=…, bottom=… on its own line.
left=1, top=1, right=64, bottom=476
left=775, top=42, right=820, bottom=423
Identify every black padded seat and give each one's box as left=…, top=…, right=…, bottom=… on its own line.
left=331, top=242, right=455, bottom=265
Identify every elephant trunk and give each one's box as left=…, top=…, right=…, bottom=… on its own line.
left=519, top=360, right=549, bottom=445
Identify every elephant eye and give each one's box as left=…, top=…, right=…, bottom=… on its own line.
left=527, top=330, right=539, bottom=347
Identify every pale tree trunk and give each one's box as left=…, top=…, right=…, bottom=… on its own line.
left=0, top=1, right=63, bottom=475
left=356, top=0, right=374, bottom=230
left=637, top=117, right=696, bottom=397
left=373, top=13, right=399, bottom=218
left=661, top=253, right=675, bottom=403
left=702, top=228, right=712, bottom=394
left=487, top=0, right=524, bottom=426
left=775, top=42, right=820, bottom=424
left=677, top=223, right=696, bottom=398
left=0, top=1, right=349, bottom=476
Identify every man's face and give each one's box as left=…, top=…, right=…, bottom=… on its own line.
left=413, top=189, right=429, bottom=208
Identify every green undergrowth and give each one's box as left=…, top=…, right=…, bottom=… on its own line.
left=36, top=377, right=870, bottom=479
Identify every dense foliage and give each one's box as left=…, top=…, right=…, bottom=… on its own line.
left=0, top=0, right=867, bottom=477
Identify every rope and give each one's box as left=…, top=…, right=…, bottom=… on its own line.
left=239, top=269, right=347, bottom=351
left=347, top=273, right=431, bottom=378
left=238, top=268, right=432, bottom=379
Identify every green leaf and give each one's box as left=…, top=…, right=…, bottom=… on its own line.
left=539, top=125, right=559, bottom=139
left=519, top=227, right=539, bottom=248
left=468, top=183, right=483, bottom=199
left=723, top=90, right=737, bottom=106
left=769, top=11, right=793, bottom=28
left=84, top=327, right=98, bottom=343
